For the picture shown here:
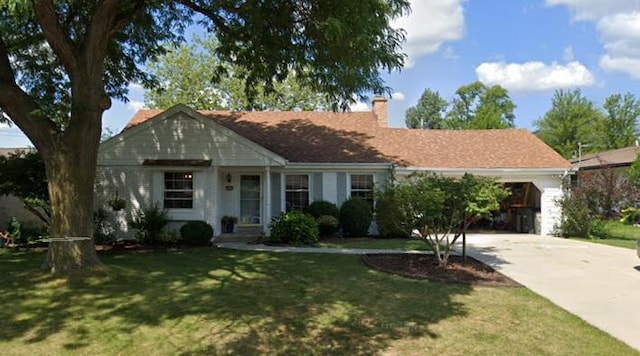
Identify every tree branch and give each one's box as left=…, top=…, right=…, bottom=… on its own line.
left=0, top=36, right=56, bottom=150
left=32, top=0, right=78, bottom=77
left=175, top=0, right=230, bottom=31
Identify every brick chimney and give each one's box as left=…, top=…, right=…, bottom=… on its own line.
left=371, top=95, right=388, bottom=127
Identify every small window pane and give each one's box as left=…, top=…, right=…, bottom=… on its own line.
left=286, top=175, right=310, bottom=211
left=164, top=172, right=193, bottom=209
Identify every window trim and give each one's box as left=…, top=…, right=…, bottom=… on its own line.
left=349, top=173, right=375, bottom=206
left=285, top=174, right=310, bottom=211
left=163, top=171, right=194, bottom=210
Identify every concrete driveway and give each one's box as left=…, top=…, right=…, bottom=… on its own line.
left=466, top=233, right=640, bottom=351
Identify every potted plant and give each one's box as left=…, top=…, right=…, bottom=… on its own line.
left=108, top=191, right=127, bottom=211
left=221, top=215, right=238, bottom=233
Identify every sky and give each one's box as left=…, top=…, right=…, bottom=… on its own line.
left=2, top=0, right=640, bottom=147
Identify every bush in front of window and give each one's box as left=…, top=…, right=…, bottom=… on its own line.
left=375, top=188, right=410, bottom=238
left=180, top=220, right=214, bottom=246
left=128, top=202, right=169, bottom=245
left=306, top=200, right=340, bottom=219
left=340, top=198, right=372, bottom=237
left=269, top=211, right=319, bottom=245
left=317, top=215, right=339, bottom=237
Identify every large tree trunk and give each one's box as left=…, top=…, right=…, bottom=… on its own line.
left=40, top=124, right=103, bottom=273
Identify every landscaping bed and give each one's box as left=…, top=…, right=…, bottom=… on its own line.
left=363, top=253, right=520, bottom=287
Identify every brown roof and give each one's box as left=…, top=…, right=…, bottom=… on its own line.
left=570, top=146, right=640, bottom=170
left=124, top=109, right=571, bottom=169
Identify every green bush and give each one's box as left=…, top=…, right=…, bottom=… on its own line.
left=620, top=207, right=640, bottom=225
left=589, top=219, right=609, bottom=239
left=94, top=207, right=116, bottom=245
left=306, top=200, right=340, bottom=219
left=317, top=215, right=339, bottom=236
left=180, top=220, right=214, bottom=246
left=340, top=198, right=372, bottom=237
left=159, top=230, right=179, bottom=245
left=128, top=202, right=169, bottom=245
left=269, top=211, right=319, bottom=245
left=375, top=189, right=410, bottom=238
left=554, top=193, right=591, bottom=238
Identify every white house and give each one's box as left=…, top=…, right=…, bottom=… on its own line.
left=96, top=98, right=571, bottom=238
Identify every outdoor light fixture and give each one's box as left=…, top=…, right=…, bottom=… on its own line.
left=226, top=173, right=232, bottom=183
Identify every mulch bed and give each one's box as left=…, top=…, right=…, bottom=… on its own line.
left=362, top=254, right=521, bottom=287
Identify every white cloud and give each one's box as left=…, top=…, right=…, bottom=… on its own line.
left=547, top=1, right=640, bottom=81
left=545, top=0, right=639, bottom=21
left=563, top=46, right=575, bottom=61
left=349, top=101, right=370, bottom=112
left=476, top=61, right=594, bottom=92
left=600, top=55, right=640, bottom=79
left=391, top=92, right=406, bottom=101
left=392, top=0, right=465, bottom=68
left=128, top=82, right=145, bottom=93
left=126, top=100, right=146, bottom=112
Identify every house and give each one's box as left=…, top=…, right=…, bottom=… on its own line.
left=571, top=145, right=640, bottom=172
left=0, top=148, right=44, bottom=231
left=96, top=98, right=572, bottom=238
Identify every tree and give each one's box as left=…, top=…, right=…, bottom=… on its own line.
left=444, top=81, right=516, bottom=129
left=534, top=89, right=604, bottom=158
left=404, top=88, right=447, bottom=129
left=602, top=93, right=640, bottom=150
left=0, top=150, right=50, bottom=225
left=0, top=1, right=409, bottom=273
left=389, top=173, right=509, bottom=267
left=145, top=34, right=332, bottom=111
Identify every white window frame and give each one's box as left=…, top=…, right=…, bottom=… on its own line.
left=349, top=174, right=374, bottom=206
left=163, top=172, right=194, bottom=209
left=285, top=174, right=310, bottom=211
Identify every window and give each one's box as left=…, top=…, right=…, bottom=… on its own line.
left=286, top=175, right=309, bottom=211
left=164, top=172, right=193, bottom=209
left=351, top=174, right=374, bottom=206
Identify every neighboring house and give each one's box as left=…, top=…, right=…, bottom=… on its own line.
left=570, top=145, right=640, bottom=172
left=96, top=98, right=571, bottom=238
left=0, top=148, right=43, bottom=231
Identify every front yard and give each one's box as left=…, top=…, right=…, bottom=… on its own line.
left=0, top=248, right=636, bottom=355
left=571, top=221, right=640, bottom=249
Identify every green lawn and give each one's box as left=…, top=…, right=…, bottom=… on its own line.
left=0, top=248, right=636, bottom=355
left=318, top=238, right=430, bottom=250
left=571, top=221, right=639, bottom=249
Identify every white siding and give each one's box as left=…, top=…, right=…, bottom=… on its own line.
left=99, top=113, right=281, bottom=166
left=322, top=172, right=338, bottom=204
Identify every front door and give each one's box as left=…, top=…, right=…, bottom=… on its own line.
left=240, top=175, right=261, bottom=225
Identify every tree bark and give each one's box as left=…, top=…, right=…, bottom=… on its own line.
left=40, top=123, right=104, bottom=273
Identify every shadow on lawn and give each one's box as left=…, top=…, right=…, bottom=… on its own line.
left=0, top=248, right=473, bottom=354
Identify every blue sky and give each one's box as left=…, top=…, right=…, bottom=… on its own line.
left=2, top=0, right=640, bottom=147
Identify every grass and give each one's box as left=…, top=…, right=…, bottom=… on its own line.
left=571, top=221, right=639, bottom=249
left=0, top=248, right=636, bottom=355
left=318, top=238, right=430, bottom=250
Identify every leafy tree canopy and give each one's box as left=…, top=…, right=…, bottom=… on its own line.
left=145, top=34, right=333, bottom=111
left=404, top=88, right=447, bottom=129
left=0, top=0, right=409, bottom=272
left=534, top=89, right=604, bottom=158
left=602, top=92, right=640, bottom=150
left=444, top=81, right=516, bottom=129
left=0, top=149, right=50, bottom=224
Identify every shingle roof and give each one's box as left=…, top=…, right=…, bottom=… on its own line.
left=570, top=146, right=640, bottom=170
left=124, top=109, right=571, bottom=169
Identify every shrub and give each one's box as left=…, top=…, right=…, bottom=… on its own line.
left=9, top=218, right=22, bottom=244
left=159, top=229, right=179, bottom=245
left=128, top=202, right=169, bottom=245
left=340, top=198, right=372, bottom=237
left=317, top=215, right=339, bottom=236
left=269, top=211, right=319, bottom=245
left=375, top=188, right=410, bottom=238
left=554, top=192, right=591, bottom=238
left=94, top=207, right=116, bottom=245
left=589, top=219, right=609, bottom=239
left=180, top=220, right=214, bottom=246
left=306, top=200, right=340, bottom=219
left=620, top=207, right=640, bottom=225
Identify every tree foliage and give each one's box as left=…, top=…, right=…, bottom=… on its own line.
left=145, top=34, right=334, bottom=111
left=404, top=88, right=447, bottom=129
left=534, top=89, right=604, bottom=158
left=602, top=92, right=640, bottom=150
left=444, top=81, right=515, bottom=129
left=406, top=82, right=516, bottom=130
left=389, top=173, right=509, bottom=267
left=0, top=0, right=409, bottom=272
left=0, top=149, right=50, bottom=225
